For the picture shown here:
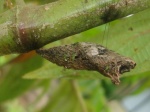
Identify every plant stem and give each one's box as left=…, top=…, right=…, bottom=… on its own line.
left=71, top=80, right=88, bottom=112
left=0, top=0, right=150, bottom=55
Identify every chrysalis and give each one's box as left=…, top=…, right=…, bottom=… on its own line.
left=36, top=42, right=136, bottom=85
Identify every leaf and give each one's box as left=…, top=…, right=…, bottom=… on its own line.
left=105, top=9, right=150, bottom=77
left=40, top=80, right=109, bottom=112
left=40, top=80, right=83, bottom=112
left=0, top=53, right=43, bottom=102
left=79, top=80, right=109, bottom=112
left=23, top=62, right=105, bottom=80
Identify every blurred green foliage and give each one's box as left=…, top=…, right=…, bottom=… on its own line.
left=0, top=0, right=150, bottom=112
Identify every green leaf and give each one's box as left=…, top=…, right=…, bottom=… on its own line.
left=40, top=80, right=82, bottom=112
left=104, top=9, right=150, bottom=77
left=23, top=62, right=106, bottom=80
left=0, top=54, right=43, bottom=102
left=79, top=80, right=109, bottom=112
left=40, top=80, right=109, bottom=112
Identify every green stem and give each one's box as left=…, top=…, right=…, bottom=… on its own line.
left=71, top=80, right=88, bottom=112
left=0, top=0, right=150, bottom=55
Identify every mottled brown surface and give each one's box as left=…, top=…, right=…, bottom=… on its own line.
left=36, top=42, right=136, bottom=85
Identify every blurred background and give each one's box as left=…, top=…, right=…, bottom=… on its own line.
left=0, top=0, right=150, bottom=112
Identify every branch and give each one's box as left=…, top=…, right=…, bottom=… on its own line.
left=0, top=0, right=150, bottom=55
